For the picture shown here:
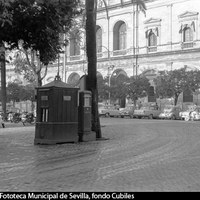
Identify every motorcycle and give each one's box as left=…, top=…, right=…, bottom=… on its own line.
left=22, top=113, right=35, bottom=125
left=13, top=113, right=21, bottom=123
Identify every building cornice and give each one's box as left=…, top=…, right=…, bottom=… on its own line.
left=97, top=0, right=154, bottom=14
left=66, top=47, right=200, bottom=66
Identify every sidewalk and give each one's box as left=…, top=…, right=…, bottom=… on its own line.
left=1, top=121, right=34, bottom=128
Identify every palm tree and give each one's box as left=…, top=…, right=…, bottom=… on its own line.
left=85, top=0, right=110, bottom=139
left=85, top=0, right=146, bottom=137
left=85, top=0, right=101, bottom=138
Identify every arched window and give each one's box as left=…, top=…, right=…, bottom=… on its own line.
left=148, top=31, right=157, bottom=47
left=70, top=32, right=80, bottom=56
left=113, top=21, right=127, bottom=51
left=119, top=23, right=126, bottom=50
left=96, top=27, right=102, bottom=53
left=67, top=73, right=80, bottom=86
left=183, top=27, right=193, bottom=42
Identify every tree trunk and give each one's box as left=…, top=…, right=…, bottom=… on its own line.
left=85, top=0, right=102, bottom=138
left=36, top=71, right=42, bottom=86
left=0, top=42, right=7, bottom=116
left=174, top=93, right=179, bottom=105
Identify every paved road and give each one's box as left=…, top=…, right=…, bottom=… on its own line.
left=0, top=118, right=200, bottom=191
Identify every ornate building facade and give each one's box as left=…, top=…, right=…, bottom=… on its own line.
left=5, top=0, right=200, bottom=86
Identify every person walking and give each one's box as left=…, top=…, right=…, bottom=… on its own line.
left=21, top=112, right=27, bottom=126
left=0, top=113, right=5, bottom=128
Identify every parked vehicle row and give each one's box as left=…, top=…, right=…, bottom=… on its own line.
left=133, top=105, right=160, bottom=119
left=98, top=104, right=136, bottom=118
left=98, top=103, right=200, bottom=121
left=98, top=105, right=121, bottom=117
left=119, top=105, right=135, bottom=118
left=179, top=106, right=200, bottom=121
left=159, top=106, right=181, bottom=120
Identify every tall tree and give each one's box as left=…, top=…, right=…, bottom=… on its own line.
left=0, top=0, right=82, bottom=115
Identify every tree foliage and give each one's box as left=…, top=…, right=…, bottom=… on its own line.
left=13, top=51, right=36, bottom=84
left=127, top=75, right=150, bottom=104
left=97, top=74, right=150, bottom=105
left=1, top=0, right=82, bottom=61
left=97, top=76, right=109, bottom=101
left=0, top=0, right=82, bottom=114
left=109, top=74, right=129, bottom=101
left=6, top=82, right=35, bottom=102
left=154, top=68, right=200, bottom=105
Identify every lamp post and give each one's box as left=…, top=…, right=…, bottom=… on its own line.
left=97, top=45, right=114, bottom=105
left=107, top=65, right=114, bottom=105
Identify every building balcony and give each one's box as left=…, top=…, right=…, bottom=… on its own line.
left=147, top=46, right=157, bottom=53
left=181, top=42, right=194, bottom=49
left=113, top=49, right=127, bottom=56
left=67, top=40, right=200, bottom=64
left=69, top=55, right=81, bottom=61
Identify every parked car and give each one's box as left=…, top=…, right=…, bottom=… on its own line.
left=188, top=106, right=200, bottom=121
left=119, top=105, right=135, bottom=118
left=133, top=105, right=162, bottom=119
left=179, top=105, right=196, bottom=121
left=159, top=105, right=182, bottom=120
left=98, top=105, right=121, bottom=117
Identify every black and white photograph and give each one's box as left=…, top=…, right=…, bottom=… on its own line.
left=1, top=0, right=200, bottom=195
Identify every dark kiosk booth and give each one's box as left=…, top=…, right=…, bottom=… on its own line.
left=34, top=76, right=79, bottom=144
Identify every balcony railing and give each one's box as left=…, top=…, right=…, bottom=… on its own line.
left=181, top=42, right=194, bottom=49
left=67, top=41, right=199, bottom=63
left=113, top=49, right=127, bottom=56
left=69, top=55, right=81, bottom=61
left=147, top=46, right=157, bottom=53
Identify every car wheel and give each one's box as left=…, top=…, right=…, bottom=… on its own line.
left=171, top=115, right=176, bottom=120
left=149, top=114, right=153, bottom=119
left=185, top=116, right=190, bottom=121
left=105, top=113, right=110, bottom=117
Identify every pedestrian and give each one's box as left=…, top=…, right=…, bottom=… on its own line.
left=21, top=112, right=27, bottom=126
left=8, top=112, right=13, bottom=122
left=138, top=101, right=142, bottom=109
left=0, top=113, right=5, bottom=128
left=155, top=103, right=159, bottom=110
